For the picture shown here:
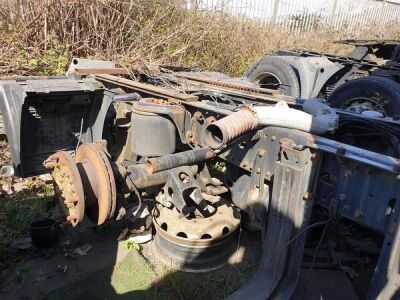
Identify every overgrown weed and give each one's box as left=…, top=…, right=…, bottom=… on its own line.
left=0, top=0, right=398, bottom=77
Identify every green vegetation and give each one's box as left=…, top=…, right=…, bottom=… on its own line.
left=0, top=182, right=54, bottom=269
left=47, top=248, right=247, bottom=300
left=0, top=140, right=54, bottom=269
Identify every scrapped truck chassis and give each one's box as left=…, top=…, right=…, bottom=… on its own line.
left=1, top=60, right=400, bottom=299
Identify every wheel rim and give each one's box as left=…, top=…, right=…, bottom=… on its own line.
left=342, top=96, right=387, bottom=116
left=253, top=72, right=281, bottom=90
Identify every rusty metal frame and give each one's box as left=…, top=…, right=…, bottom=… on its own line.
left=229, top=135, right=321, bottom=299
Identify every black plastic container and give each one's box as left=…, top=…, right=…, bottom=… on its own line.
left=30, top=218, right=59, bottom=248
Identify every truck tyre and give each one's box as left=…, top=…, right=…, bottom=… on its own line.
left=245, top=56, right=300, bottom=97
left=328, top=76, right=400, bottom=117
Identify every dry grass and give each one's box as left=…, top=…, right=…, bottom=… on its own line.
left=0, top=0, right=399, bottom=77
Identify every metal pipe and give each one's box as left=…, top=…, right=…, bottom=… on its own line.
left=126, top=164, right=198, bottom=189
left=126, top=165, right=168, bottom=189
left=203, top=101, right=338, bottom=149
left=203, top=109, right=258, bottom=149
left=146, top=148, right=215, bottom=174
left=113, top=93, right=141, bottom=102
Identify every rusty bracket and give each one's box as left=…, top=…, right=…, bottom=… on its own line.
left=158, top=166, right=208, bottom=217
left=229, top=138, right=321, bottom=300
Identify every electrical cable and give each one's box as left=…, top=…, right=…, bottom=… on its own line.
left=127, top=174, right=142, bottom=217
left=300, top=220, right=331, bottom=299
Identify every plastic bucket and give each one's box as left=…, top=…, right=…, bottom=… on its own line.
left=30, top=218, right=59, bottom=248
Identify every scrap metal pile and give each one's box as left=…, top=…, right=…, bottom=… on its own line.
left=0, top=59, right=399, bottom=299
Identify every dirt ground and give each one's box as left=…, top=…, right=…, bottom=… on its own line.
left=0, top=221, right=261, bottom=300
left=0, top=216, right=361, bottom=300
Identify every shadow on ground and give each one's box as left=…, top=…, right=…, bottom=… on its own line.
left=0, top=217, right=360, bottom=300
left=0, top=222, right=261, bottom=300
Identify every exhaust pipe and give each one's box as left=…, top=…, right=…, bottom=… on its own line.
left=203, top=109, right=259, bottom=149
left=203, top=100, right=338, bottom=149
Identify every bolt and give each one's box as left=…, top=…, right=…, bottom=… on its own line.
left=354, top=210, right=363, bottom=220
left=258, top=149, right=266, bottom=157
left=67, top=215, right=77, bottom=221
left=303, top=192, right=312, bottom=200
left=271, top=136, right=276, bottom=141
left=43, top=160, right=55, bottom=168
left=256, top=167, right=261, bottom=174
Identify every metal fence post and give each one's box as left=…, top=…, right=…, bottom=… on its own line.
left=188, top=0, right=400, bottom=34
left=272, top=0, right=280, bottom=24
left=189, top=0, right=198, bottom=10
left=330, top=0, right=338, bottom=27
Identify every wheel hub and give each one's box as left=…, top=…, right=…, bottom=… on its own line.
left=44, top=151, right=85, bottom=227
left=344, top=97, right=386, bottom=116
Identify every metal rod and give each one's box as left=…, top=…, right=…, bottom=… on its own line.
left=126, top=164, right=199, bottom=189
left=146, top=148, right=215, bottom=173
left=113, top=93, right=141, bottom=102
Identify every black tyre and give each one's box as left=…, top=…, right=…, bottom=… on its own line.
left=245, top=56, right=300, bottom=97
left=328, top=76, right=400, bottom=117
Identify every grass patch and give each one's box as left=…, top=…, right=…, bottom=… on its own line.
left=46, top=249, right=156, bottom=300
left=46, top=248, right=247, bottom=300
left=0, top=183, right=54, bottom=269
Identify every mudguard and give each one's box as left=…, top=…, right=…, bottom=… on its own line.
left=276, top=56, right=343, bottom=98
left=0, top=78, right=106, bottom=177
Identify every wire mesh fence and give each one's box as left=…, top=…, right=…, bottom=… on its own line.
left=187, top=0, right=400, bottom=34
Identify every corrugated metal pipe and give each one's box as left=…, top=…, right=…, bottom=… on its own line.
left=203, top=100, right=338, bottom=149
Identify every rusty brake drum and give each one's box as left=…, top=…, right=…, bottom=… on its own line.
left=45, top=143, right=117, bottom=226
left=75, top=143, right=117, bottom=225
